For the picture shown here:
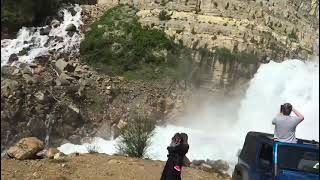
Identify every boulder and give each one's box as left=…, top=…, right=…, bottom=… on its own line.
left=21, top=66, right=32, bottom=75
left=1, top=79, right=19, bottom=92
left=34, top=91, right=46, bottom=103
left=6, top=137, right=44, bottom=160
left=65, top=24, right=77, bottom=32
left=95, top=123, right=112, bottom=140
left=8, top=54, right=19, bottom=64
left=40, top=27, right=51, bottom=36
left=68, top=135, right=81, bottom=144
left=56, top=73, right=75, bottom=86
left=51, top=19, right=60, bottom=28
left=18, top=48, right=29, bottom=56
left=55, top=59, right=75, bottom=74
left=1, top=65, right=18, bottom=76
left=22, top=74, right=37, bottom=84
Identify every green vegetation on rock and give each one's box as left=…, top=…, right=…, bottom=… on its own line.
left=81, top=5, right=189, bottom=80
left=158, top=10, right=172, bottom=21
left=215, top=47, right=259, bottom=65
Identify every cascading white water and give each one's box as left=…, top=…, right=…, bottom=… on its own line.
left=58, top=59, right=319, bottom=174
left=1, top=4, right=83, bottom=66
left=44, top=114, right=55, bottom=148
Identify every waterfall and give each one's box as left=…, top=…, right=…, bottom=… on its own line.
left=1, top=4, right=83, bottom=66
left=58, top=59, right=319, bottom=174
left=44, top=114, right=55, bottom=148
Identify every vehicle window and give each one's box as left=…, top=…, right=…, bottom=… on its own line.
left=278, top=145, right=319, bottom=174
left=258, top=143, right=273, bottom=169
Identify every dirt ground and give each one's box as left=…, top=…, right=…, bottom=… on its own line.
left=1, top=154, right=230, bottom=180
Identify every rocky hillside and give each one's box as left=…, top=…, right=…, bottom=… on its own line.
left=98, top=0, right=319, bottom=60
left=82, top=0, right=319, bottom=90
left=1, top=57, right=192, bottom=152
left=1, top=153, right=230, bottom=180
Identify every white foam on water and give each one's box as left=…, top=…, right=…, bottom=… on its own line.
left=57, top=60, right=318, bottom=173
left=1, top=4, right=83, bottom=66
left=58, top=137, right=118, bottom=154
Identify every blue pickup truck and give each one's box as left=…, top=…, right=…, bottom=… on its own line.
left=232, top=131, right=319, bottom=180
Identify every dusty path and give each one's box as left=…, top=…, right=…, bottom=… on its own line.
left=1, top=154, right=230, bottom=180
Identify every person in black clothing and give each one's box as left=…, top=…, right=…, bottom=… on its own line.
left=160, top=133, right=189, bottom=180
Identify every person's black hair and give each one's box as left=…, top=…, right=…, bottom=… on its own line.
left=281, top=103, right=292, bottom=116
left=180, top=133, right=188, bottom=144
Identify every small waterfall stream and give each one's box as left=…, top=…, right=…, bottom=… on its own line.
left=1, top=4, right=83, bottom=66
left=44, top=114, right=55, bottom=148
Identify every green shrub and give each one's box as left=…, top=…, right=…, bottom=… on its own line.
left=237, top=50, right=259, bottom=65
left=158, top=10, right=171, bottom=21
left=215, top=47, right=234, bottom=63
left=116, top=110, right=155, bottom=158
left=80, top=5, right=192, bottom=80
left=215, top=47, right=259, bottom=65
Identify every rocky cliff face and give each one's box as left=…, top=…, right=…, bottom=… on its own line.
left=95, top=0, right=319, bottom=89
left=97, top=0, right=318, bottom=60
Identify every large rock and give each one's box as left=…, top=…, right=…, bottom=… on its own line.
left=55, top=59, right=75, bottom=74
left=68, top=135, right=81, bottom=144
left=51, top=19, right=61, bottom=28
left=8, top=54, right=18, bottom=64
left=65, top=24, right=77, bottom=32
left=1, top=79, right=19, bottom=92
left=34, top=91, right=47, bottom=103
left=40, top=27, right=51, bottom=35
left=22, top=74, right=37, bottom=84
left=95, top=123, right=112, bottom=140
left=6, top=137, right=44, bottom=160
left=1, top=65, right=18, bottom=76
